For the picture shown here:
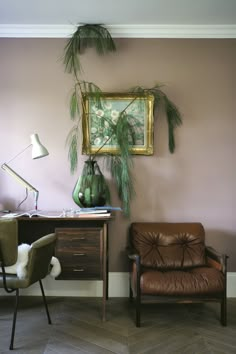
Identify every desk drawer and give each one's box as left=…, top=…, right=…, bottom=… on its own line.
left=56, top=229, right=100, bottom=246
left=57, top=264, right=102, bottom=280
left=58, top=251, right=100, bottom=260
left=57, top=246, right=100, bottom=258
left=59, top=253, right=101, bottom=272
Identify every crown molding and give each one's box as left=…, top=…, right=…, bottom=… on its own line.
left=0, top=24, right=236, bottom=38
left=109, top=25, right=236, bottom=38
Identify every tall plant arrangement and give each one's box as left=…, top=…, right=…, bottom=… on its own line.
left=63, top=24, right=182, bottom=216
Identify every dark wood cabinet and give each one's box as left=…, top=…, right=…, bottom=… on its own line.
left=55, top=227, right=103, bottom=280
left=17, top=216, right=111, bottom=321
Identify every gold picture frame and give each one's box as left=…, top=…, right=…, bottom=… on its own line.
left=82, top=93, right=154, bottom=155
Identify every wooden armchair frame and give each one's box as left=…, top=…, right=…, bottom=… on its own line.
left=128, top=231, right=228, bottom=327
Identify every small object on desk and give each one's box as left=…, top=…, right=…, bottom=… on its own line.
left=62, top=208, right=75, bottom=217
left=76, top=212, right=111, bottom=218
left=76, top=209, right=109, bottom=215
left=0, top=212, right=21, bottom=218
left=0, top=210, right=64, bottom=218
left=79, top=206, right=122, bottom=212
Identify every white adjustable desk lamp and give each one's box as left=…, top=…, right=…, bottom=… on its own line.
left=1, top=133, right=49, bottom=210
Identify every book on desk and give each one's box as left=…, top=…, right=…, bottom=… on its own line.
left=0, top=210, right=63, bottom=218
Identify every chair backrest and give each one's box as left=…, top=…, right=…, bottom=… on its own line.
left=27, top=233, right=57, bottom=284
left=130, top=222, right=206, bottom=269
left=0, top=219, right=18, bottom=266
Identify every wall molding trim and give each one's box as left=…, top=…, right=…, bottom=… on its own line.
left=1, top=272, right=236, bottom=297
left=227, top=272, right=236, bottom=298
left=0, top=24, right=236, bottom=38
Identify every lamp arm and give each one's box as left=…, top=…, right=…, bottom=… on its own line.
left=6, top=144, right=31, bottom=164
left=1, top=163, right=39, bottom=210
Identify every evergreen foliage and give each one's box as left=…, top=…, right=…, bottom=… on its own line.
left=130, top=85, right=182, bottom=153
left=64, top=24, right=183, bottom=216
left=66, top=80, right=135, bottom=215
left=64, top=24, right=116, bottom=75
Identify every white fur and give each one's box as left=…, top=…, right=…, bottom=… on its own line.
left=4, top=243, right=31, bottom=279
left=4, top=243, right=61, bottom=279
left=50, top=256, right=61, bottom=277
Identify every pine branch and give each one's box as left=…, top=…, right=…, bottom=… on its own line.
left=64, top=24, right=116, bottom=74
left=64, top=23, right=183, bottom=216
left=129, top=85, right=183, bottom=153
left=108, top=155, right=135, bottom=216
left=66, top=126, right=79, bottom=174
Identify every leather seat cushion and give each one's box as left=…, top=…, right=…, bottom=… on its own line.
left=140, top=267, right=224, bottom=296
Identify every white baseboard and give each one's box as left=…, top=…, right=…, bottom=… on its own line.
left=227, top=272, right=236, bottom=297
left=0, top=272, right=130, bottom=297
left=1, top=272, right=236, bottom=297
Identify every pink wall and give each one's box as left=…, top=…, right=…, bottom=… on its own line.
left=0, top=38, right=235, bottom=271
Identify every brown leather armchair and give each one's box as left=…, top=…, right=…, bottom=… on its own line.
left=128, top=222, right=228, bottom=327
left=0, top=219, right=57, bottom=350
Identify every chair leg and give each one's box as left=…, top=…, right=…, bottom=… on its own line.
left=39, top=280, right=51, bottom=324
left=9, top=289, right=19, bottom=350
left=221, top=297, right=227, bottom=326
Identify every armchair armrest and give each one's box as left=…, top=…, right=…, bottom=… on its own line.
left=127, top=246, right=141, bottom=299
left=127, top=246, right=141, bottom=262
left=206, top=246, right=228, bottom=274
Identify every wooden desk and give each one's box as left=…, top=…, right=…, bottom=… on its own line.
left=18, top=215, right=112, bottom=321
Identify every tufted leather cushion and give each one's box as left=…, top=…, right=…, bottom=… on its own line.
left=131, top=223, right=206, bottom=269
left=139, top=266, right=224, bottom=296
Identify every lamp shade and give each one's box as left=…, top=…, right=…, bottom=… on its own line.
left=31, top=134, right=49, bottom=159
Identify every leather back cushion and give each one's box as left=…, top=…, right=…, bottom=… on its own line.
left=130, top=223, right=206, bottom=269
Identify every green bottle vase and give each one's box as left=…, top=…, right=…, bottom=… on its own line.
left=72, top=160, right=110, bottom=208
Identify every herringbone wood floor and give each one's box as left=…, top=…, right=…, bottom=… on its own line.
left=1, top=295, right=236, bottom=354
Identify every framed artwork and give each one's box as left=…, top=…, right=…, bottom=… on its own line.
left=82, top=93, right=154, bottom=155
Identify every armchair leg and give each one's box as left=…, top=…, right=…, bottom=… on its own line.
left=10, top=289, right=19, bottom=350
left=129, top=283, right=133, bottom=302
left=136, top=296, right=141, bottom=327
left=221, top=298, right=227, bottom=326
left=39, top=280, right=51, bottom=324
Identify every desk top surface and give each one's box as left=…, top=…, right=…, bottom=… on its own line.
left=17, top=215, right=113, bottom=221
left=0, top=210, right=113, bottom=221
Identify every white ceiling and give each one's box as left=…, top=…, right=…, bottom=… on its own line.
left=0, top=0, right=236, bottom=38
left=0, top=0, right=236, bottom=25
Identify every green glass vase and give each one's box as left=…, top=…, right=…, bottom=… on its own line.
left=72, top=160, right=110, bottom=208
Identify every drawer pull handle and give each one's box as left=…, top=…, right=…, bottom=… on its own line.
left=73, top=269, right=85, bottom=272
left=74, top=237, right=86, bottom=240
left=74, top=253, right=86, bottom=256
